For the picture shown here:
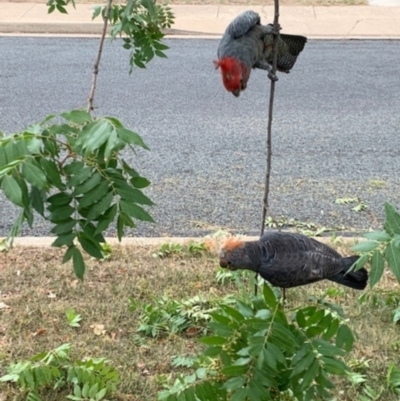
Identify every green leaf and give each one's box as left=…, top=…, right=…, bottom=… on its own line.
left=72, top=247, right=85, bottom=279
left=350, top=240, right=379, bottom=253
left=52, top=232, right=76, bottom=247
left=62, top=245, right=77, bottom=263
left=95, top=388, right=107, bottom=400
left=116, top=127, right=149, bottom=150
left=22, top=161, right=48, bottom=189
left=320, top=357, right=347, bottom=375
left=385, top=241, right=400, bottom=282
left=103, top=130, right=122, bottom=162
left=61, top=110, right=92, bottom=125
left=322, top=318, right=339, bottom=341
left=56, top=4, right=67, bottom=13
left=72, top=173, right=102, bottom=196
left=92, top=6, right=101, bottom=20
left=78, top=181, right=109, bottom=210
left=130, top=176, right=151, bottom=189
left=82, top=382, right=90, bottom=398
left=67, top=166, right=94, bottom=188
left=385, top=202, right=400, bottom=235
left=26, top=138, right=42, bottom=154
left=199, top=336, right=226, bottom=346
left=203, top=346, right=222, bottom=357
left=49, top=205, right=75, bottom=222
left=79, top=120, right=113, bottom=155
left=255, top=309, right=272, bottom=320
left=40, top=159, right=64, bottom=189
left=88, top=383, right=99, bottom=398
left=299, top=359, right=320, bottom=391
left=77, top=233, right=104, bottom=259
left=222, top=365, right=248, bottom=377
left=262, top=284, right=277, bottom=308
left=234, top=357, right=251, bottom=366
left=336, top=324, right=354, bottom=352
left=94, top=204, right=118, bottom=235
left=364, top=231, right=392, bottom=242
left=51, top=219, right=76, bottom=235
left=47, top=192, right=72, bottom=206
left=352, top=253, right=369, bottom=272
left=115, top=184, right=154, bottom=205
left=236, top=301, right=254, bottom=318
left=86, top=192, right=113, bottom=221
left=220, top=304, right=244, bottom=322
left=230, top=388, right=248, bottom=401
left=223, top=377, right=246, bottom=391
left=291, top=352, right=315, bottom=377
left=120, top=200, right=154, bottom=222
left=64, top=160, right=84, bottom=175
left=2, top=175, right=24, bottom=207
left=369, top=250, right=385, bottom=288
left=30, top=187, right=45, bottom=216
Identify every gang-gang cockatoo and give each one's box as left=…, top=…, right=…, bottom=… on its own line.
left=219, top=232, right=368, bottom=298
left=214, top=10, right=308, bottom=97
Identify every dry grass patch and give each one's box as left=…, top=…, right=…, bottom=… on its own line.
left=0, top=240, right=399, bottom=400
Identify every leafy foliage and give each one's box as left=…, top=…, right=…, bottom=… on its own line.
left=0, top=112, right=153, bottom=277
left=66, top=308, right=82, bottom=328
left=0, top=343, right=119, bottom=401
left=129, top=295, right=231, bottom=338
left=92, top=0, right=175, bottom=72
left=158, top=284, right=354, bottom=401
left=47, top=0, right=75, bottom=14
left=387, top=363, right=400, bottom=395
left=151, top=241, right=209, bottom=258
left=349, top=203, right=400, bottom=288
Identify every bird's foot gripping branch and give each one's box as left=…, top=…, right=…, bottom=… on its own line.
left=0, top=111, right=154, bottom=278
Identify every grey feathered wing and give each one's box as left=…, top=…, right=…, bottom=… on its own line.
left=225, top=10, right=261, bottom=39
left=260, top=33, right=307, bottom=73
left=257, top=232, right=367, bottom=289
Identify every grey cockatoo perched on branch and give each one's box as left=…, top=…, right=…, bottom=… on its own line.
left=214, top=10, right=307, bottom=97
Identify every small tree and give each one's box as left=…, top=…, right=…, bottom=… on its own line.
left=0, top=0, right=174, bottom=278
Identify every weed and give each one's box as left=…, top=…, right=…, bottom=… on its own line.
left=0, top=344, right=119, bottom=401
left=66, top=308, right=82, bottom=328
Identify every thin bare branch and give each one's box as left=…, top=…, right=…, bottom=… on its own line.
left=87, top=0, right=113, bottom=113
left=256, top=0, right=280, bottom=296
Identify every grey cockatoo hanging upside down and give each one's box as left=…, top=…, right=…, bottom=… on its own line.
left=214, top=10, right=308, bottom=97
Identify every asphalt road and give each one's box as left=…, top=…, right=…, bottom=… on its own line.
left=0, top=37, right=399, bottom=237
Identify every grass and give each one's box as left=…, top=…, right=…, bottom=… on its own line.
left=1, top=239, right=400, bottom=400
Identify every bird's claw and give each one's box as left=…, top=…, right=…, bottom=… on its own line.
left=268, top=72, right=278, bottom=82
left=267, top=23, right=281, bottom=36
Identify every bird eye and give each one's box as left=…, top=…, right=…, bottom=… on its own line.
left=227, top=261, right=232, bottom=266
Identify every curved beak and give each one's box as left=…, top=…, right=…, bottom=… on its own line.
left=219, top=258, right=228, bottom=268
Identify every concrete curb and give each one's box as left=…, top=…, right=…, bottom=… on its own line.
left=1, top=25, right=400, bottom=39
left=4, top=236, right=359, bottom=248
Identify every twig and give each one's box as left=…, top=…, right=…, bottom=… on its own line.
left=87, top=0, right=113, bottom=113
left=255, top=0, right=280, bottom=297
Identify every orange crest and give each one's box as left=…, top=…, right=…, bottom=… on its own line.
left=221, top=237, right=245, bottom=252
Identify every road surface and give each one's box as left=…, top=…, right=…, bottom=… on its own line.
left=0, top=38, right=399, bottom=237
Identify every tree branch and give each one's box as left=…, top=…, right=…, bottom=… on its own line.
left=87, top=0, right=113, bottom=113
left=256, top=0, right=280, bottom=296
